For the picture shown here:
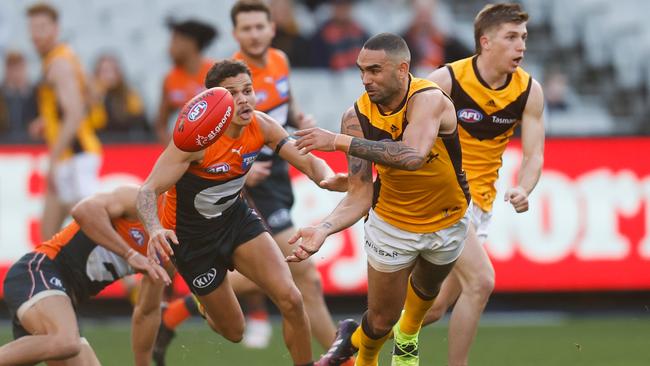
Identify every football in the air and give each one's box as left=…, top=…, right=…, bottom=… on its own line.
left=173, top=87, right=234, bottom=152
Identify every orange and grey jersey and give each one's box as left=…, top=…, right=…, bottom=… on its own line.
left=233, top=48, right=290, bottom=161
left=33, top=217, right=149, bottom=302
left=161, top=115, right=266, bottom=233
left=38, top=43, right=101, bottom=160
left=447, top=56, right=532, bottom=211
left=355, top=76, right=470, bottom=233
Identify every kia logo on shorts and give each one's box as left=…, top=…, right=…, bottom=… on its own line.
left=193, top=268, right=217, bottom=288
left=457, top=108, right=484, bottom=123
left=188, top=100, right=208, bottom=122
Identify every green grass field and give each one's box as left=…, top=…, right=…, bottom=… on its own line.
left=1, top=315, right=648, bottom=365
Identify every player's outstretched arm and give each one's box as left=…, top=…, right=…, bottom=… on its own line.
left=132, top=263, right=174, bottom=366
left=257, top=111, right=348, bottom=192
left=137, top=143, right=198, bottom=263
left=72, top=186, right=169, bottom=284
left=294, top=91, right=445, bottom=171
left=504, top=80, right=545, bottom=212
left=287, top=107, right=373, bottom=262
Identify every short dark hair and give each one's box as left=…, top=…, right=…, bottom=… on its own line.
left=205, top=59, right=252, bottom=88
left=230, top=0, right=271, bottom=27
left=474, top=3, right=529, bottom=54
left=167, top=19, right=218, bottom=51
left=26, top=2, right=59, bottom=22
left=362, top=33, right=411, bottom=62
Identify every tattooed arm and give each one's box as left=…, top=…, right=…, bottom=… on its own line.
left=136, top=142, right=200, bottom=263
left=287, top=107, right=373, bottom=262
left=295, top=90, right=449, bottom=171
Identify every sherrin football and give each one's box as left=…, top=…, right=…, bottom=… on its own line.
left=173, top=87, right=234, bottom=152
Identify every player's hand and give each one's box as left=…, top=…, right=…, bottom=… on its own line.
left=286, top=225, right=330, bottom=262
left=147, top=228, right=178, bottom=264
left=245, top=161, right=272, bottom=187
left=295, top=112, right=317, bottom=130
left=294, top=128, right=337, bottom=153
left=319, top=173, right=348, bottom=192
left=504, top=186, right=529, bottom=213
left=125, top=248, right=171, bottom=286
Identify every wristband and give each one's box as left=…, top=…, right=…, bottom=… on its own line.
left=333, top=134, right=352, bottom=153
left=125, top=248, right=138, bottom=260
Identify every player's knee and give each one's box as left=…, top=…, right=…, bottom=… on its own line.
left=275, top=285, right=304, bottom=316
left=223, top=324, right=245, bottom=343
left=295, top=265, right=323, bottom=297
left=367, top=311, right=399, bottom=336
left=50, top=335, right=82, bottom=359
left=466, top=267, right=495, bottom=302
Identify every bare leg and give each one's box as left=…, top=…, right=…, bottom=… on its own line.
left=46, top=341, right=101, bottom=366
left=196, top=275, right=246, bottom=343
left=233, top=232, right=312, bottom=364
left=275, top=227, right=337, bottom=349
left=40, top=189, right=69, bottom=240
left=422, top=225, right=494, bottom=366
left=0, top=295, right=82, bottom=365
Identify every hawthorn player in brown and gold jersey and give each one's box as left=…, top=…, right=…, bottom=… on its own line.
left=421, top=4, right=545, bottom=366
left=290, top=33, right=470, bottom=366
left=27, top=3, right=102, bottom=241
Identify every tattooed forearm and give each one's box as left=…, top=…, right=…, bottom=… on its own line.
left=136, top=187, right=162, bottom=234
left=349, top=138, right=424, bottom=171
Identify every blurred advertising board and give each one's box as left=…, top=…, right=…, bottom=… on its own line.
left=0, top=138, right=648, bottom=297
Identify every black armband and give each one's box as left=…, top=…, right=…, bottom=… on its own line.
left=274, top=136, right=292, bottom=154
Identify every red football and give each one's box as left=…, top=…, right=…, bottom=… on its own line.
left=173, top=87, right=234, bottom=152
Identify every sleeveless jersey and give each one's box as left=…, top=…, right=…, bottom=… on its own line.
left=233, top=48, right=290, bottom=160
left=355, top=76, right=470, bottom=233
left=447, top=56, right=532, bottom=211
left=162, top=115, right=265, bottom=232
left=38, top=44, right=101, bottom=160
left=34, top=217, right=149, bottom=301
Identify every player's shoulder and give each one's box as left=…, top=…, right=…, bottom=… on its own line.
left=425, top=67, right=453, bottom=95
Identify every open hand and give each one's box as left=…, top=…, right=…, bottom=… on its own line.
left=286, top=225, right=329, bottom=262
left=294, top=128, right=337, bottom=154
left=147, top=228, right=178, bottom=264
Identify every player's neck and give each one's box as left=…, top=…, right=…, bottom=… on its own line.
left=181, top=54, right=203, bottom=75
left=224, top=122, right=246, bottom=139
left=239, top=49, right=268, bottom=68
left=475, top=54, right=509, bottom=89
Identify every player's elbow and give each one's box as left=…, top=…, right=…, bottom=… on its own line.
left=70, top=199, right=93, bottom=224
left=403, top=156, right=426, bottom=171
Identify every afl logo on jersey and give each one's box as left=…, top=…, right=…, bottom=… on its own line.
left=458, top=109, right=483, bottom=123
left=129, top=228, right=145, bottom=246
left=193, top=268, right=217, bottom=289
left=188, top=100, right=208, bottom=122
left=205, top=162, right=230, bottom=174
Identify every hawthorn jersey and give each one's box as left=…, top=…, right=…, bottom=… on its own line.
left=37, top=44, right=101, bottom=160
left=162, top=115, right=265, bottom=232
left=447, top=56, right=532, bottom=211
left=355, top=76, right=470, bottom=233
left=33, top=217, right=149, bottom=302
